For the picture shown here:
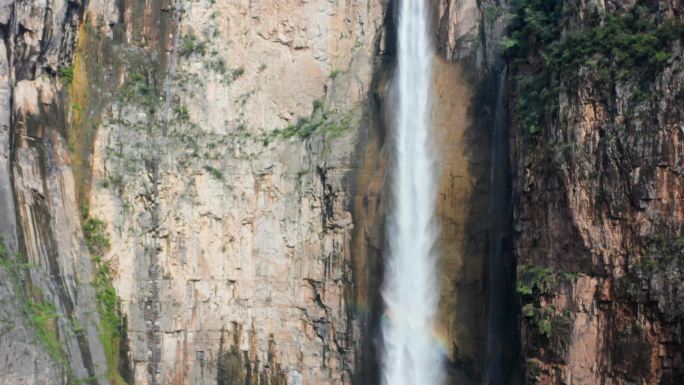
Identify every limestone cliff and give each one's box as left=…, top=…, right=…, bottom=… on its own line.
left=1, top=1, right=109, bottom=383
left=3, top=0, right=390, bottom=384
left=507, top=1, right=684, bottom=384
left=0, top=0, right=615, bottom=384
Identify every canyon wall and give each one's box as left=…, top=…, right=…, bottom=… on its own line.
left=14, top=0, right=684, bottom=384
left=87, top=0, right=386, bottom=384
left=508, top=1, right=684, bottom=384
left=1, top=0, right=389, bottom=383
left=0, top=0, right=514, bottom=384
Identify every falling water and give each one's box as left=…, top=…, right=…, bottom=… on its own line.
left=381, top=0, right=442, bottom=384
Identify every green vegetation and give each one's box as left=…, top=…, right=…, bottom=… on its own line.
left=329, top=69, right=340, bottom=80
left=119, top=71, right=157, bottom=113
left=81, top=208, right=127, bottom=385
left=230, top=67, right=245, bottom=79
left=203, top=165, right=224, bottom=181
left=206, top=57, right=227, bottom=74
left=59, top=66, right=74, bottom=85
left=83, top=210, right=111, bottom=257
left=269, top=99, right=357, bottom=141
left=180, top=31, right=207, bottom=57
left=223, top=67, right=245, bottom=86
left=25, top=299, right=64, bottom=363
left=506, top=1, right=684, bottom=135
left=175, top=105, right=191, bottom=123
left=0, top=238, right=68, bottom=367
left=517, top=264, right=576, bottom=358
left=516, top=264, right=576, bottom=297
left=482, top=3, right=504, bottom=23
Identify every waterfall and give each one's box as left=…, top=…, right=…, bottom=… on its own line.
left=381, top=0, right=443, bottom=384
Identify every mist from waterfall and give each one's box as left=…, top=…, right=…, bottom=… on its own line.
left=381, top=0, right=443, bottom=384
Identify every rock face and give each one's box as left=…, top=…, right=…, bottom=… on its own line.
left=3, top=1, right=674, bottom=385
left=84, top=0, right=388, bottom=384
left=1, top=0, right=390, bottom=383
left=0, top=0, right=544, bottom=384
left=508, top=1, right=684, bottom=384
left=1, top=1, right=109, bottom=384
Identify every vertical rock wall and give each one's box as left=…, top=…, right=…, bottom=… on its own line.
left=84, top=0, right=388, bottom=384
left=1, top=1, right=109, bottom=384
left=508, top=1, right=684, bottom=384
left=0, top=0, right=514, bottom=384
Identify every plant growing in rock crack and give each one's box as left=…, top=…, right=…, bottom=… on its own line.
left=175, top=105, right=191, bottom=123
left=81, top=208, right=127, bottom=385
left=266, top=99, right=359, bottom=142
left=119, top=71, right=158, bottom=113
left=0, top=238, right=70, bottom=371
left=180, top=30, right=207, bottom=58
left=517, top=264, right=576, bottom=360
left=203, top=165, right=224, bottom=181
left=58, top=65, right=74, bottom=85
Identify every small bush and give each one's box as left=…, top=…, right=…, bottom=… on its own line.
left=83, top=217, right=111, bottom=256
left=175, top=105, right=191, bottom=123
left=180, top=32, right=207, bottom=57
left=203, top=165, right=224, bottom=180
left=517, top=263, right=576, bottom=358
left=58, top=66, right=74, bottom=85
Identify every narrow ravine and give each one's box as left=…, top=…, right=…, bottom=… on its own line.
left=381, top=0, right=443, bottom=384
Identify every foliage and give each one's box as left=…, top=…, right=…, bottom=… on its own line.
left=25, top=299, right=64, bottom=363
left=270, top=99, right=356, bottom=140
left=83, top=216, right=111, bottom=257
left=506, top=0, right=684, bottom=136
left=482, top=3, right=504, bottom=23
left=203, top=165, right=224, bottom=181
left=175, top=105, right=191, bottom=123
left=230, top=67, right=245, bottom=79
left=1, top=238, right=67, bottom=365
left=517, top=264, right=576, bottom=358
left=119, top=71, right=157, bottom=113
left=81, top=210, right=127, bottom=385
left=180, top=31, right=207, bottom=57
left=516, top=264, right=576, bottom=297
left=59, top=66, right=74, bottom=85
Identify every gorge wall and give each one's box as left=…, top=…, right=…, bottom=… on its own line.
left=1, top=0, right=511, bottom=384
left=508, top=1, right=684, bottom=384
left=4, top=0, right=683, bottom=385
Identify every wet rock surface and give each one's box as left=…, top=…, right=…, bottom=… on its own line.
left=508, top=1, right=684, bottom=384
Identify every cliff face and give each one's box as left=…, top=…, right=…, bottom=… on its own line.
left=82, top=0, right=387, bottom=384
left=508, top=1, right=684, bottom=384
left=6, top=1, right=677, bottom=385
left=1, top=1, right=109, bottom=384
left=3, top=0, right=396, bottom=383
left=2, top=0, right=512, bottom=383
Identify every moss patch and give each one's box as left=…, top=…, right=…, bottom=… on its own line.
left=81, top=210, right=127, bottom=385
left=0, top=239, right=70, bottom=372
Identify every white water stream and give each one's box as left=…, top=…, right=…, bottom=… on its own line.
left=381, top=0, right=443, bottom=384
